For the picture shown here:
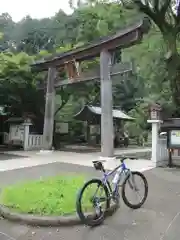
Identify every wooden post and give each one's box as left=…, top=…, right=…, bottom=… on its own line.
left=42, top=67, right=56, bottom=150
left=100, top=50, right=114, bottom=158
left=85, top=121, right=90, bottom=143
left=168, top=149, right=173, bottom=168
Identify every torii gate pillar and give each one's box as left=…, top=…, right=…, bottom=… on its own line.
left=100, top=50, right=114, bottom=158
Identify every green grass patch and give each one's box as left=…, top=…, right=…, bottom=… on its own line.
left=0, top=175, right=87, bottom=216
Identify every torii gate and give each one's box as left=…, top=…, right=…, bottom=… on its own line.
left=31, top=18, right=150, bottom=159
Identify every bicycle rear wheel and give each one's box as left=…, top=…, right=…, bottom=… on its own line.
left=76, top=178, right=110, bottom=226
left=122, top=171, right=148, bottom=209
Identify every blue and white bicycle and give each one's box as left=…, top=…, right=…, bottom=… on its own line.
left=76, top=156, right=148, bottom=226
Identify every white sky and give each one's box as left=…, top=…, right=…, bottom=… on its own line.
left=0, top=0, right=73, bottom=22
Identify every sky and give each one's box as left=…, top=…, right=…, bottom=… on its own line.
left=0, top=0, right=73, bottom=22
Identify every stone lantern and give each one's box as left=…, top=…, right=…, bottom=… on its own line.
left=150, top=103, right=162, bottom=120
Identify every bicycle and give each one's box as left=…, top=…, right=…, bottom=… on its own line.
left=76, top=156, right=148, bottom=226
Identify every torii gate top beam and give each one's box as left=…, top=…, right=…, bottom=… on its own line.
left=31, top=18, right=150, bottom=71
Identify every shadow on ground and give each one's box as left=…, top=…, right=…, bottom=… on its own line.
left=0, top=153, right=28, bottom=161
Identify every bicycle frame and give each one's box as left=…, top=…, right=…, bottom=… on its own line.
left=102, top=161, right=131, bottom=197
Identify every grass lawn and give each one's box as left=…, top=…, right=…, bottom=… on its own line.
left=0, top=175, right=88, bottom=216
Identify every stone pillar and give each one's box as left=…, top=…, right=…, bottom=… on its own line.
left=23, top=120, right=32, bottom=151
left=42, top=67, right=56, bottom=150
left=100, top=49, right=114, bottom=159
left=147, top=120, right=162, bottom=166
left=148, top=103, right=163, bottom=167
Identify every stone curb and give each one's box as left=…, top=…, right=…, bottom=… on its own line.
left=0, top=203, right=118, bottom=227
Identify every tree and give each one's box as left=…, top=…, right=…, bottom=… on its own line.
left=0, top=52, right=45, bottom=131
left=125, top=101, right=150, bottom=145
left=123, top=24, right=174, bottom=112
left=113, top=72, right=146, bottom=112
left=17, top=30, right=55, bottom=55
left=73, top=2, right=139, bottom=43
left=52, top=10, right=79, bottom=46
left=0, top=13, right=15, bottom=51
left=119, top=0, right=180, bottom=114
left=14, top=16, right=57, bottom=54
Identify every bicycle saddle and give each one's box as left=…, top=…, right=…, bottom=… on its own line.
left=92, top=161, right=104, bottom=171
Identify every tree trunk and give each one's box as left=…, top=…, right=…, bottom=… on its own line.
left=166, top=53, right=180, bottom=115
left=164, top=34, right=180, bottom=115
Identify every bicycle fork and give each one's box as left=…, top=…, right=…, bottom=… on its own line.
left=127, top=171, right=139, bottom=191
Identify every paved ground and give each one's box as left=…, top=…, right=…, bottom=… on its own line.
left=0, top=162, right=100, bottom=186
left=0, top=148, right=153, bottom=172
left=0, top=163, right=180, bottom=239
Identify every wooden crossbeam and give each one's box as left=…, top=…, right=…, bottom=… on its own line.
left=37, top=61, right=134, bottom=90
left=54, top=61, right=134, bottom=88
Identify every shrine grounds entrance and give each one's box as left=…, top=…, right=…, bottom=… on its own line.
left=32, top=18, right=150, bottom=161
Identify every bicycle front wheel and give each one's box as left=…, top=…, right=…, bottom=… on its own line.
left=76, top=178, right=110, bottom=226
left=122, top=171, right=148, bottom=209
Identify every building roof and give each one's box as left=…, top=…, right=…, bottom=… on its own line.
left=160, top=118, right=180, bottom=131
left=32, top=17, right=151, bottom=71
left=5, top=116, right=34, bottom=124
left=74, top=105, right=134, bottom=123
left=5, top=117, right=24, bottom=123
left=89, top=106, right=134, bottom=120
